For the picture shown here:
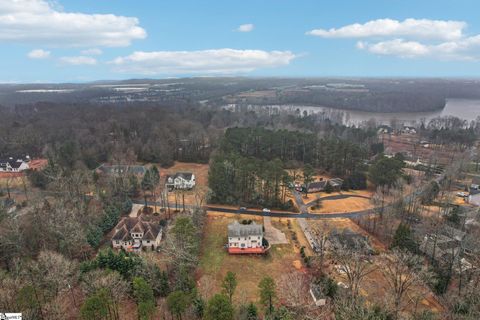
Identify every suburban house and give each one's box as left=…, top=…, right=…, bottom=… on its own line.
left=0, top=156, right=30, bottom=172
left=307, top=180, right=328, bottom=193
left=97, top=164, right=147, bottom=177
left=309, top=284, right=327, bottom=307
left=402, top=126, right=417, bottom=134
left=327, top=228, right=373, bottom=255
left=421, top=225, right=469, bottom=270
left=470, top=176, right=480, bottom=191
left=165, top=172, right=196, bottom=190
left=306, top=178, right=344, bottom=193
left=227, top=221, right=265, bottom=254
left=468, top=177, right=480, bottom=205
left=111, top=216, right=163, bottom=252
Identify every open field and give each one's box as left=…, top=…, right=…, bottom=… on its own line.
left=235, top=90, right=277, bottom=98
left=308, top=195, right=373, bottom=214
left=197, top=212, right=307, bottom=304
left=159, top=162, right=209, bottom=207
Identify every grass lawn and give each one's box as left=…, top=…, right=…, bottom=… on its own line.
left=197, top=212, right=305, bottom=305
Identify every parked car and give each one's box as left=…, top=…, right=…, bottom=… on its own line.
left=239, top=207, right=247, bottom=212
left=262, top=208, right=271, bottom=213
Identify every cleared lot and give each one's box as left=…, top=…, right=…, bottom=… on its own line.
left=197, top=212, right=308, bottom=304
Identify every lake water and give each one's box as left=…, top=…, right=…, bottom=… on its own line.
left=227, top=99, right=480, bottom=126
left=337, top=99, right=480, bottom=126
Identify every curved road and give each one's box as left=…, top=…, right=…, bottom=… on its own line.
left=133, top=191, right=375, bottom=220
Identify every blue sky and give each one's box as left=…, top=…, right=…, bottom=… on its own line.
left=1, top=0, right=480, bottom=82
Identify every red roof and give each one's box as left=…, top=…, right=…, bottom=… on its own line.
left=228, top=247, right=265, bottom=254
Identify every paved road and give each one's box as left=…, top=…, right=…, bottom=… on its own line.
left=132, top=199, right=374, bottom=220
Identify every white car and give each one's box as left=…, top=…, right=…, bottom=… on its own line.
left=262, top=208, right=271, bottom=213
left=456, top=192, right=468, bottom=198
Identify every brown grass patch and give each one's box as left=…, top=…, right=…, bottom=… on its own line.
left=197, top=212, right=305, bottom=304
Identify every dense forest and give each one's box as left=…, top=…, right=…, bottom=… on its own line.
left=208, top=127, right=377, bottom=208
left=3, top=77, right=480, bottom=113
left=0, top=102, right=214, bottom=169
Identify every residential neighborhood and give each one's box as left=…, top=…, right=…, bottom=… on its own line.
left=2, top=15, right=480, bottom=317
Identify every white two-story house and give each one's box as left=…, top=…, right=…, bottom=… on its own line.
left=227, top=221, right=264, bottom=254
left=165, top=172, right=196, bottom=190
left=111, top=216, right=163, bottom=252
left=0, top=157, right=30, bottom=172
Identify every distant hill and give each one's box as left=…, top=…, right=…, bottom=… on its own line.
left=1, top=77, right=480, bottom=112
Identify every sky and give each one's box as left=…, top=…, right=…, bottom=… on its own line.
left=1, top=0, right=480, bottom=82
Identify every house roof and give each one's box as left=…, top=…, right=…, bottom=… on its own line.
left=329, top=178, right=344, bottom=186
left=0, top=158, right=27, bottom=169
left=112, top=216, right=162, bottom=242
left=307, top=180, right=327, bottom=191
left=228, top=221, right=263, bottom=237
left=310, top=284, right=325, bottom=301
left=112, top=228, right=129, bottom=241
left=329, top=228, right=373, bottom=254
left=167, top=172, right=194, bottom=181
left=471, top=176, right=480, bottom=186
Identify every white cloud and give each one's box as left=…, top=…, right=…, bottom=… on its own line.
left=27, top=48, right=50, bottom=59
left=358, top=37, right=480, bottom=60
left=60, top=56, right=97, bottom=65
left=307, top=18, right=466, bottom=41
left=0, top=0, right=146, bottom=47
left=237, top=23, right=254, bottom=32
left=80, top=48, right=103, bottom=56
left=357, top=39, right=430, bottom=58
left=110, top=49, right=296, bottom=75
left=309, top=17, right=480, bottom=61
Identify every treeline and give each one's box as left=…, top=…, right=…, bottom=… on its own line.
left=0, top=102, right=214, bottom=169
left=209, top=127, right=375, bottom=208
left=221, top=127, right=370, bottom=177
left=209, top=153, right=293, bottom=209
left=421, top=116, right=478, bottom=147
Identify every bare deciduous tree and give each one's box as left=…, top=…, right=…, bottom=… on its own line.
left=334, top=248, right=376, bottom=300
left=381, top=250, right=432, bottom=320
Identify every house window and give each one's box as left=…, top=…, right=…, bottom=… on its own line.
left=146, top=241, right=150, bottom=243
left=116, top=241, right=119, bottom=244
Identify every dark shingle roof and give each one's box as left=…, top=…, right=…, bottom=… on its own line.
left=112, top=217, right=162, bottom=242
left=0, top=158, right=25, bottom=169
left=228, top=221, right=263, bottom=237
left=166, top=172, right=194, bottom=181
left=307, top=180, right=327, bottom=191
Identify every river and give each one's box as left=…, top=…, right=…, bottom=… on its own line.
left=225, top=99, right=480, bottom=126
